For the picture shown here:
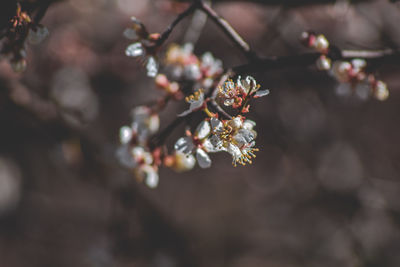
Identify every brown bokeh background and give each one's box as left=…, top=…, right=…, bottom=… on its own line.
left=0, top=0, right=400, bottom=266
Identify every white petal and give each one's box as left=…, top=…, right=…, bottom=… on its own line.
left=243, top=120, right=256, bottom=130
left=142, top=165, right=159, bottom=188
left=195, top=120, right=211, bottom=140
left=146, top=56, right=158, bottom=77
left=245, top=76, right=257, bottom=92
left=228, top=117, right=243, bottom=129
left=254, top=89, right=270, bottom=97
left=196, top=149, right=211, bottom=168
left=174, top=137, right=195, bottom=154
left=123, top=28, right=138, bottom=40
left=210, top=117, right=223, bottom=131
left=203, top=138, right=222, bottom=153
left=148, top=114, right=160, bottom=134
left=119, top=126, right=133, bottom=144
left=188, top=92, right=204, bottom=111
left=125, top=42, right=144, bottom=57
left=174, top=152, right=196, bottom=171
left=177, top=109, right=192, bottom=117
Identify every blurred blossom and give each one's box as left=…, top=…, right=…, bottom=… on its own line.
left=0, top=157, right=22, bottom=214
left=51, top=67, right=99, bottom=124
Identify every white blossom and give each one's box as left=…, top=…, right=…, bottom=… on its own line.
left=174, top=120, right=215, bottom=168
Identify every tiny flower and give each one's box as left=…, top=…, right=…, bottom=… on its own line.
left=131, top=106, right=160, bottom=144
left=351, top=59, right=367, bottom=73
left=316, top=55, right=331, bottom=70
left=313, top=34, right=329, bottom=53
left=210, top=116, right=259, bottom=167
left=178, top=89, right=205, bottom=116
left=174, top=120, right=215, bottom=168
left=331, top=61, right=352, bottom=82
left=237, top=76, right=269, bottom=97
left=200, top=52, right=223, bottom=78
left=136, top=164, right=159, bottom=188
left=123, top=16, right=149, bottom=41
left=124, top=17, right=159, bottom=77
left=374, top=80, right=389, bottom=101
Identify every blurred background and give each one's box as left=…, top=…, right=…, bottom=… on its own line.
left=0, top=0, right=400, bottom=266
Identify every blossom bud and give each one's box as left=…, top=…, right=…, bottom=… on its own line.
left=316, top=55, right=331, bottom=70
left=374, top=81, right=389, bottom=101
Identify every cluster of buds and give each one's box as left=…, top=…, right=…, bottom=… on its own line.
left=301, top=31, right=389, bottom=101
left=330, top=59, right=389, bottom=101
left=124, top=17, right=161, bottom=77
left=0, top=3, right=49, bottom=72
left=116, top=106, right=161, bottom=188
left=301, top=31, right=331, bottom=71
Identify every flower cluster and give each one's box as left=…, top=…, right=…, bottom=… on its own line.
left=119, top=18, right=268, bottom=188
left=162, top=43, right=223, bottom=89
left=0, top=4, right=49, bottom=72
left=116, top=106, right=161, bottom=188
left=330, top=59, right=389, bottom=101
left=173, top=76, right=266, bottom=169
left=124, top=17, right=160, bottom=77
left=174, top=115, right=259, bottom=168
left=301, top=31, right=389, bottom=101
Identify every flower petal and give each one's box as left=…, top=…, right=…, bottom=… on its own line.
left=210, top=117, right=223, bottom=131
left=146, top=56, right=158, bottom=77
left=195, top=120, right=211, bottom=139
left=119, top=126, right=133, bottom=144
left=141, top=165, right=159, bottom=188
left=254, top=89, right=270, bottom=98
left=196, top=148, right=211, bottom=168
left=174, top=137, right=195, bottom=154
left=125, top=42, right=144, bottom=57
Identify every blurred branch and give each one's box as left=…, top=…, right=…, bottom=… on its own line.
left=198, top=0, right=259, bottom=61
left=179, top=0, right=374, bottom=7
left=232, top=48, right=400, bottom=74
left=155, top=2, right=199, bottom=47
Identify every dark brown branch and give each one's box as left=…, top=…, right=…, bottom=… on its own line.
left=232, top=49, right=400, bottom=74
left=198, top=0, right=258, bottom=61
left=155, top=2, right=199, bottom=47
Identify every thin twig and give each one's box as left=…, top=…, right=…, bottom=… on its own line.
left=155, top=2, right=199, bottom=47
left=199, top=0, right=258, bottom=61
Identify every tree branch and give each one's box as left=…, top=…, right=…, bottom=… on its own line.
left=198, top=0, right=258, bottom=61
left=232, top=48, right=400, bottom=74
left=155, top=2, right=199, bottom=47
